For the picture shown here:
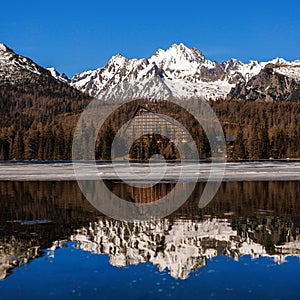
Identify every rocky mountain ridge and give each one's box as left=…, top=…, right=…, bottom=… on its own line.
left=227, top=61, right=300, bottom=102
left=1, top=42, right=300, bottom=102
left=70, top=43, right=300, bottom=101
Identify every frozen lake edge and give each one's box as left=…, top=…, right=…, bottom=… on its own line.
left=0, top=161, right=299, bottom=182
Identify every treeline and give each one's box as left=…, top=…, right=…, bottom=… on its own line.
left=0, top=78, right=90, bottom=129
left=0, top=78, right=90, bottom=160
left=0, top=83, right=299, bottom=160
left=0, top=124, right=74, bottom=160
left=211, top=100, right=300, bottom=159
left=95, top=99, right=299, bottom=160
left=94, top=100, right=211, bottom=160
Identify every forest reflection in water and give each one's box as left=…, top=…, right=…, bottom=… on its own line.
left=0, top=180, right=299, bottom=282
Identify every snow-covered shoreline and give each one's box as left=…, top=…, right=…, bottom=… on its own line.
left=0, top=161, right=299, bottom=181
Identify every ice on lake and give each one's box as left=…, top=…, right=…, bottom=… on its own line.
left=0, top=161, right=299, bottom=181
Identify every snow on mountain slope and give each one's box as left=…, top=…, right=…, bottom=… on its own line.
left=273, top=60, right=300, bottom=81
left=0, top=43, right=48, bottom=83
left=2, top=42, right=299, bottom=101
left=222, top=59, right=263, bottom=83
left=97, top=57, right=173, bottom=100
left=163, top=77, right=233, bottom=99
left=71, top=55, right=173, bottom=100
left=71, top=54, right=128, bottom=97
left=71, top=43, right=234, bottom=100
left=46, top=67, right=70, bottom=84
left=227, top=59, right=300, bottom=102
left=149, top=43, right=216, bottom=77
left=71, top=43, right=296, bottom=101
left=0, top=43, right=67, bottom=86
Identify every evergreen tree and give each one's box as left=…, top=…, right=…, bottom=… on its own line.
left=101, top=122, right=114, bottom=160
left=248, top=124, right=260, bottom=160
left=53, top=126, right=65, bottom=159
left=25, top=129, right=38, bottom=160
left=43, top=127, right=55, bottom=160
left=12, top=131, right=24, bottom=160
left=259, top=112, right=270, bottom=159
left=233, top=125, right=246, bottom=159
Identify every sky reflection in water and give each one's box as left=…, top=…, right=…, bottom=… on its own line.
left=0, top=180, right=299, bottom=299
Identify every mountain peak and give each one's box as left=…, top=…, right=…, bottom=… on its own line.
left=167, top=42, right=194, bottom=56
left=0, top=43, right=13, bottom=53
left=111, top=53, right=125, bottom=59
left=47, top=67, right=59, bottom=77
left=46, top=67, right=70, bottom=84
left=168, top=43, right=205, bottom=58
left=106, top=53, right=127, bottom=66
left=169, top=42, right=189, bottom=50
left=149, top=43, right=206, bottom=69
left=152, top=43, right=192, bottom=57
left=59, top=43, right=300, bottom=102
left=268, top=57, right=287, bottom=65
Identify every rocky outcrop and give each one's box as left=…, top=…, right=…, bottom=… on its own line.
left=227, top=62, right=300, bottom=102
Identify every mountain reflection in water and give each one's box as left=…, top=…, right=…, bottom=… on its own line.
left=0, top=180, right=299, bottom=280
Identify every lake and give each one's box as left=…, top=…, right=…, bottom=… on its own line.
left=0, top=162, right=300, bottom=299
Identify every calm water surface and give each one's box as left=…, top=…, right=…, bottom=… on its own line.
left=0, top=180, right=299, bottom=299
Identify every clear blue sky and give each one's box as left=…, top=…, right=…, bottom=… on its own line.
left=1, top=0, right=299, bottom=77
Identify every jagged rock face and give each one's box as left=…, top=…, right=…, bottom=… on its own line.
left=0, top=43, right=52, bottom=85
left=149, top=44, right=224, bottom=82
left=71, top=54, right=173, bottom=100
left=70, top=43, right=268, bottom=101
left=227, top=62, right=300, bottom=102
left=70, top=43, right=300, bottom=102
left=46, top=67, right=70, bottom=84
left=0, top=42, right=79, bottom=95
left=2, top=42, right=300, bottom=102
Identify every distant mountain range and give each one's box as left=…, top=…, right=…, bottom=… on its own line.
left=1, top=42, right=300, bottom=102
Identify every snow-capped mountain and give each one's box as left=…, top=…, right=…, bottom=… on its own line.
left=0, top=43, right=73, bottom=88
left=46, top=67, right=70, bottom=84
left=71, top=43, right=299, bottom=101
left=0, top=43, right=52, bottom=84
left=71, top=54, right=173, bottom=100
left=70, top=43, right=234, bottom=100
left=1, top=42, right=299, bottom=101
left=227, top=60, right=300, bottom=102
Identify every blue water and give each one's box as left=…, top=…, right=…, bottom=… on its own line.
left=0, top=180, right=299, bottom=299
left=0, top=242, right=300, bottom=300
